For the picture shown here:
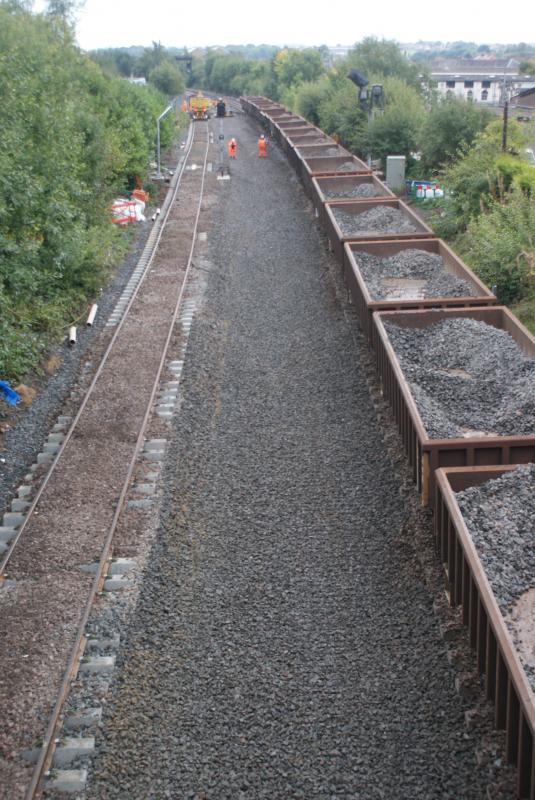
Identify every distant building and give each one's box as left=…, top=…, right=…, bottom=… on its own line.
left=429, top=58, right=535, bottom=103
left=128, top=77, right=147, bottom=85
left=510, top=86, right=535, bottom=109
left=326, top=45, right=352, bottom=63
left=510, top=86, right=535, bottom=121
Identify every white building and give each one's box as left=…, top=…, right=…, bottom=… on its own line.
left=429, top=58, right=535, bottom=103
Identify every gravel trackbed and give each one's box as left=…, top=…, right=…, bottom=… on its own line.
left=83, top=115, right=506, bottom=800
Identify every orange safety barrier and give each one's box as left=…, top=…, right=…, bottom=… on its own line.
left=132, top=189, right=149, bottom=203
left=111, top=200, right=138, bottom=225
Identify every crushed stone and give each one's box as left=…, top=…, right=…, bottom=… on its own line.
left=356, top=248, right=476, bottom=300
left=384, top=317, right=535, bottom=439
left=336, top=160, right=360, bottom=172
left=456, top=464, right=535, bottom=692
left=333, top=206, right=418, bottom=236
left=324, top=182, right=382, bottom=199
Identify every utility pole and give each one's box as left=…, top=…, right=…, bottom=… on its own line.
left=218, top=116, right=225, bottom=176
left=347, top=69, right=383, bottom=168
left=156, top=104, right=174, bottom=179
left=502, top=99, right=509, bottom=152
left=501, top=64, right=509, bottom=153
left=215, top=98, right=229, bottom=180
left=368, top=84, right=384, bottom=167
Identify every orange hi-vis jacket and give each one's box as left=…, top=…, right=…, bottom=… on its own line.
left=258, top=137, right=267, bottom=157
left=228, top=139, right=237, bottom=158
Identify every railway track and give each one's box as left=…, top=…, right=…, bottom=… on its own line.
left=0, top=119, right=214, bottom=799
left=1, top=93, right=532, bottom=799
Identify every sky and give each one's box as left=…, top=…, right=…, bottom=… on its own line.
left=35, top=0, right=535, bottom=51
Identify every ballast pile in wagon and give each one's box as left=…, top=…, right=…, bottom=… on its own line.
left=241, top=94, right=535, bottom=800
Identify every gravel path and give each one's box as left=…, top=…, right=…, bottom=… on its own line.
left=333, top=206, right=418, bottom=236
left=83, top=115, right=500, bottom=799
left=356, top=249, right=476, bottom=300
left=456, top=464, right=535, bottom=691
left=384, top=318, right=535, bottom=438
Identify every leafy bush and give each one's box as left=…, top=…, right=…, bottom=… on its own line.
left=456, top=189, right=535, bottom=304
left=292, top=78, right=330, bottom=126
left=419, top=95, right=493, bottom=174
left=367, top=77, right=425, bottom=165
left=433, top=120, right=527, bottom=234
left=345, top=37, right=424, bottom=91
left=149, top=61, right=185, bottom=96
left=0, top=2, right=176, bottom=381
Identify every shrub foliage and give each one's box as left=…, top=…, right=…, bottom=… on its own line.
left=0, top=2, right=175, bottom=380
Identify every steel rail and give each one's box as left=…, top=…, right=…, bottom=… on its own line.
left=0, top=121, right=195, bottom=581
left=24, top=121, right=212, bottom=799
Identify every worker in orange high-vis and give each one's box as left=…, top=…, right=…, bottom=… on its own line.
left=181, top=99, right=188, bottom=113
left=258, top=134, right=267, bottom=157
left=228, top=138, right=237, bottom=159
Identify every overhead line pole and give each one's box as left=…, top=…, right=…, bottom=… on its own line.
left=156, top=105, right=174, bottom=179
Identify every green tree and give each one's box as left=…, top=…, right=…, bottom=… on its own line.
left=138, top=41, right=166, bottom=79
left=419, top=95, right=494, bottom=173
left=45, top=0, right=79, bottom=23
left=367, top=77, right=425, bottom=164
left=457, top=189, right=535, bottom=303
left=91, top=49, right=134, bottom=78
left=346, top=37, right=424, bottom=91
left=316, top=79, right=368, bottom=156
left=432, top=118, right=528, bottom=237
left=149, top=61, right=185, bottom=95
left=272, top=48, right=324, bottom=92
left=191, top=50, right=271, bottom=96
left=293, top=76, right=331, bottom=125
left=0, top=1, right=177, bottom=380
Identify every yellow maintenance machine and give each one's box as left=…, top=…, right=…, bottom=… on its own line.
left=188, top=94, right=212, bottom=121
